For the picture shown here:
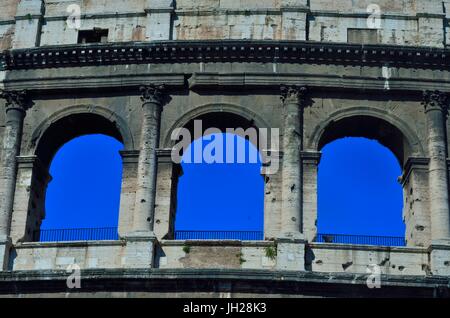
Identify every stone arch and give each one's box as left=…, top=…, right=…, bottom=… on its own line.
left=13, top=105, right=133, bottom=242
left=155, top=103, right=269, bottom=241
left=302, top=107, right=424, bottom=244
left=308, top=107, right=424, bottom=167
left=29, top=104, right=134, bottom=166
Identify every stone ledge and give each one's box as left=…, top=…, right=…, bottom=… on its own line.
left=0, top=268, right=448, bottom=297
left=6, top=70, right=448, bottom=94
left=161, top=240, right=275, bottom=247
left=308, top=242, right=428, bottom=254
left=3, top=40, right=450, bottom=71
left=3, top=72, right=187, bottom=92
left=14, top=240, right=126, bottom=249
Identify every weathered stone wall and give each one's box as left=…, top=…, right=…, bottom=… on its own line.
left=309, top=0, right=444, bottom=46
left=41, top=0, right=149, bottom=45
left=14, top=240, right=431, bottom=276
left=12, top=239, right=156, bottom=270
left=307, top=243, right=429, bottom=275
left=13, top=241, right=127, bottom=270
left=0, top=0, right=18, bottom=50
left=156, top=241, right=277, bottom=270
left=0, top=0, right=20, bottom=21
left=1, top=0, right=449, bottom=48
left=0, top=100, right=5, bottom=166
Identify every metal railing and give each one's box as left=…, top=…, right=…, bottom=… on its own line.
left=315, top=233, right=406, bottom=247
left=174, top=230, right=264, bottom=241
left=34, top=227, right=119, bottom=242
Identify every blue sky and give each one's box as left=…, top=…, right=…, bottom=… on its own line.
left=42, top=133, right=405, bottom=238
left=318, top=137, right=404, bottom=236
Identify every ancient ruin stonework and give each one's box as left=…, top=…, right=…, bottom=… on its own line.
left=0, top=0, right=450, bottom=297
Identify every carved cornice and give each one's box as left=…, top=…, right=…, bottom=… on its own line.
left=156, top=148, right=175, bottom=164
left=3, top=40, right=450, bottom=71
left=421, top=90, right=449, bottom=113
left=139, top=84, right=170, bottom=106
left=0, top=89, right=33, bottom=113
left=280, top=85, right=307, bottom=105
left=300, top=151, right=322, bottom=164
left=119, top=150, right=140, bottom=164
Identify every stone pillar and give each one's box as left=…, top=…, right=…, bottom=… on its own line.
left=261, top=149, right=283, bottom=240
left=422, top=90, right=450, bottom=243
left=399, top=157, right=430, bottom=247
left=154, top=148, right=181, bottom=240
left=301, top=151, right=322, bottom=243
left=117, top=150, right=139, bottom=237
left=130, top=85, right=169, bottom=237
left=10, top=156, right=50, bottom=243
left=0, top=90, right=32, bottom=270
left=280, top=85, right=307, bottom=239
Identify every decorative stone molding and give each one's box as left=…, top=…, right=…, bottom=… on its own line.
left=399, top=157, right=429, bottom=185
left=156, top=148, right=174, bottom=164
left=119, top=150, right=140, bottom=164
left=280, top=85, right=307, bottom=105
left=422, top=90, right=449, bottom=114
left=300, top=151, right=322, bottom=164
left=0, top=90, right=33, bottom=113
left=4, top=41, right=450, bottom=71
left=139, top=84, right=170, bottom=106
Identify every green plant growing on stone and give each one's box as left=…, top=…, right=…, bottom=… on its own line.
left=236, top=252, right=246, bottom=264
left=265, top=245, right=277, bottom=260
left=182, top=245, right=191, bottom=254
left=26, top=13, right=33, bottom=21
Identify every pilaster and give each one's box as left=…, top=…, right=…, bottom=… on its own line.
left=279, top=85, right=307, bottom=240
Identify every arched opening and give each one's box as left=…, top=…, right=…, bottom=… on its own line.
left=35, top=113, right=124, bottom=168
left=316, top=116, right=409, bottom=246
left=40, top=134, right=123, bottom=240
left=25, top=113, right=126, bottom=242
left=170, top=112, right=265, bottom=240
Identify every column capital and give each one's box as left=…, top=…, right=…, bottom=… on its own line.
left=280, top=85, right=308, bottom=105
left=0, top=89, right=33, bottom=114
left=422, top=90, right=449, bottom=114
left=139, top=84, right=170, bottom=106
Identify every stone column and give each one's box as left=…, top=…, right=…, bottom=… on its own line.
left=301, top=151, right=322, bottom=243
left=10, top=156, right=50, bottom=243
left=130, top=85, right=168, bottom=237
left=280, top=85, right=307, bottom=239
left=0, top=90, right=32, bottom=240
left=422, top=90, right=450, bottom=243
left=399, top=157, right=430, bottom=247
left=0, top=90, right=32, bottom=270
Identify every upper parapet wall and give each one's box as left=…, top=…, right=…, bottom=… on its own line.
left=0, top=0, right=449, bottom=50
left=44, top=0, right=146, bottom=16
left=0, top=0, right=20, bottom=21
